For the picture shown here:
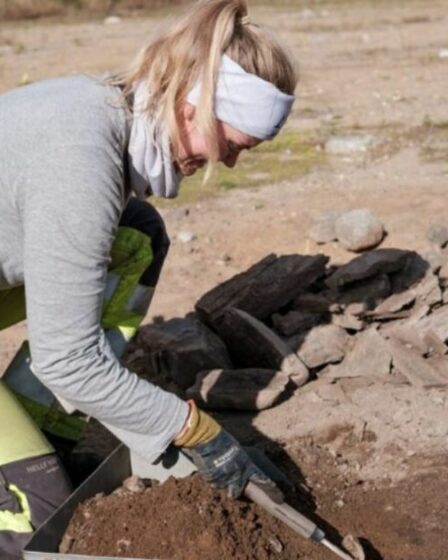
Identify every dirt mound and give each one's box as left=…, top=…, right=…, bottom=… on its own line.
left=62, top=474, right=309, bottom=560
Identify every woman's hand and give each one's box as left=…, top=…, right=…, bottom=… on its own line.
left=174, top=400, right=281, bottom=499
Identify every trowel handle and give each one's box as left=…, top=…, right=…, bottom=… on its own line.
left=245, top=482, right=325, bottom=543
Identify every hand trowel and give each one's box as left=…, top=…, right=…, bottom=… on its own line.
left=245, top=481, right=365, bottom=560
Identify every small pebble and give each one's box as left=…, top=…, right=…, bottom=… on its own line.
left=104, top=15, right=121, bottom=25
left=123, top=475, right=145, bottom=494
left=438, top=49, right=448, bottom=59
left=177, top=231, right=197, bottom=243
left=268, top=536, right=284, bottom=554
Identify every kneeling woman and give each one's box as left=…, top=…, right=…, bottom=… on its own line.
left=0, top=0, right=297, bottom=556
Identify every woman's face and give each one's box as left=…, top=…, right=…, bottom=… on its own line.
left=173, top=103, right=260, bottom=176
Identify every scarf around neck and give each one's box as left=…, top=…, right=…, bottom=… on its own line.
left=127, top=82, right=182, bottom=200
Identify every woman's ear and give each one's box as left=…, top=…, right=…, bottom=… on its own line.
left=182, top=103, right=196, bottom=122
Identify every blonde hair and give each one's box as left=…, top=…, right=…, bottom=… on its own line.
left=115, top=0, right=298, bottom=162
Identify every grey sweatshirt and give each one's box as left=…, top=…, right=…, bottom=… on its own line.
left=0, top=75, right=188, bottom=461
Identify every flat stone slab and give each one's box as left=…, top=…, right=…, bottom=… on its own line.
left=186, top=368, right=289, bottom=411
left=138, top=317, right=232, bottom=389
left=327, top=328, right=392, bottom=379
left=294, top=324, right=349, bottom=369
left=326, top=249, right=413, bottom=290
left=387, top=337, right=448, bottom=388
left=216, top=308, right=309, bottom=387
left=414, top=305, right=448, bottom=343
left=371, top=288, right=417, bottom=316
left=196, top=253, right=328, bottom=326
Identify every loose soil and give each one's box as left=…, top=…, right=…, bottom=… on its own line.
left=63, top=474, right=310, bottom=560
left=62, top=444, right=448, bottom=560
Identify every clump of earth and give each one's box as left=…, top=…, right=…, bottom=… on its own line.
left=61, top=474, right=310, bottom=560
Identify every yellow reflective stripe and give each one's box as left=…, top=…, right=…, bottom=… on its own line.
left=0, top=383, right=53, bottom=466
left=118, top=325, right=138, bottom=341
left=13, top=392, right=87, bottom=443
left=0, top=485, right=33, bottom=533
left=101, top=227, right=153, bottom=331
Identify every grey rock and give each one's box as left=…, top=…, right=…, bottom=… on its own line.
left=326, top=248, right=412, bottom=290
left=334, top=209, right=384, bottom=252
left=325, top=135, right=375, bottom=155
left=438, top=261, right=448, bottom=282
left=309, top=210, right=345, bottom=244
left=295, top=324, right=350, bottom=368
left=414, top=270, right=442, bottom=308
left=426, top=224, right=448, bottom=248
left=328, top=328, right=391, bottom=378
left=216, top=308, right=309, bottom=387
left=414, top=305, right=448, bottom=343
left=186, top=368, right=289, bottom=411
left=371, top=289, right=416, bottom=316
left=379, top=324, right=427, bottom=354
left=335, top=273, right=392, bottom=310
left=387, top=337, right=447, bottom=388
left=138, top=317, right=232, bottom=389
left=196, top=253, right=328, bottom=326
left=371, top=269, right=441, bottom=318
left=272, top=310, right=324, bottom=337
left=422, top=330, right=448, bottom=356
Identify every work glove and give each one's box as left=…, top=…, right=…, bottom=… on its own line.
left=174, top=400, right=282, bottom=500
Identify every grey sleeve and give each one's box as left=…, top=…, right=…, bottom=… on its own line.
left=22, top=145, right=188, bottom=462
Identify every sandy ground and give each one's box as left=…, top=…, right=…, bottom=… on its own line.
left=1, top=1, right=448, bottom=558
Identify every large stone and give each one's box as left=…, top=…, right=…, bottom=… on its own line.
left=196, top=253, right=328, bottom=327
left=414, top=306, right=448, bottom=343
left=334, top=209, right=384, bottom=252
left=371, top=288, right=416, bottom=316
left=327, top=328, right=392, bottom=378
left=390, top=252, right=429, bottom=292
left=414, top=270, right=442, bottom=308
left=326, top=249, right=412, bottom=290
left=309, top=210, right=345, bottom=244
left=186, top=368, right=289, bottom=411
left=272, top=310, right=324, bottom=337
left=138, top=317, right=232, bottom=389
left=387, top=337, right=448, bottom=388
left=294, top=324, right=350, bottom=369
left=216, top=308, right=309, bottom=386
left=333, top=273, right=392, bottom=310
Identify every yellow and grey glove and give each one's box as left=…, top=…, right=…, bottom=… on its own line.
left=174, top=400, right=279, bottom=500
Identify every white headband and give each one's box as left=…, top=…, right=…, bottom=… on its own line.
left=186, top=54, right=295, bottom=141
